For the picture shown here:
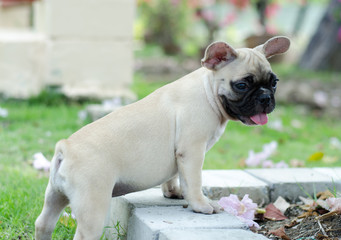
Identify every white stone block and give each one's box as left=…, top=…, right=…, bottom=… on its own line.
left=106, top=188, right=187, bottom=239
left=313, top=168, right=341, bottom=182
left=127, top=207, right=247, bottom=240
left=159, top=229, right=268, bottom=240
left=0, top=31, right=46, bottom=98
left=202, top=170, right=269, bottom=204
left=33, top=0, right=47, bottom=33
left=246, top=168, right=340, bottom=202
left=44, top=0, right=135, bottom=39
left=47, top=39, right=135, bottom=99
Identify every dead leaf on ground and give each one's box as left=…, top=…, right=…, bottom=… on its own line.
left=284, top=219, right=299, bottom=228
left=299, top=196, right=315, bottom=206
left=273, top=196, right=290, bottom=214
left=299, top=196, right=330, bottom=211
left=308, top=152, right=324, bottom=161
left=264, top=203, right=288, bottom=221
left=298, top=209, right=318, bottom=219
left=289, top=159, right=305, bottom=167
left=59, top=214, right=76, bottom=227
left=269, top=226, right=291, bottom=240
left=315, top=233, right=331, bottom=240
left=317, top=190, right=335, bottom=200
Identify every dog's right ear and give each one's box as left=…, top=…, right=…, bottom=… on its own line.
left=201, top=41, right=238, bottom=71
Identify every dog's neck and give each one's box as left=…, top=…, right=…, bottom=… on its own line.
left=202, top=68, right=230, bottom=123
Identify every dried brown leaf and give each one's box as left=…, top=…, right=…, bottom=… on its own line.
left=284, top=219, right=299, bottom=228
left=269, top=226, right=291, bottom=240
left=317, top=190, right=334, bottom=200
left=265, top=203, right=288, bottom=221
left=298, top=209, right=318, bottom=219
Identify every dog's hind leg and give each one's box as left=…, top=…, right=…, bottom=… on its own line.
left=35, top=182, right=69, bottom=240
left=162, top=174, right=183, bottom=199
left=70, top=182, right=113, bottom=240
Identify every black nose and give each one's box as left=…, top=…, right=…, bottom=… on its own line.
left=259, top=94, right=271, bottom=106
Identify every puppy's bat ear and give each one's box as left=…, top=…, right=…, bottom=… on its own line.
left=201, top=41, right=238, bottom=71
left=254, top=36, right=290, bottom=59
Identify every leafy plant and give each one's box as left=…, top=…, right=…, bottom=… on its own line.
left=102, top=221, right=127, bottom=240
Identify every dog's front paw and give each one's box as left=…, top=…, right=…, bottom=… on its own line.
left=190, top=198, right=222, bottom=214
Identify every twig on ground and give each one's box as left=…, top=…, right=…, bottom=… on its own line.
left=316, top=210, right=339, bottom=220
left=317, top=218, right=327, bottom=236
left=294, top=229, right=316, bottom=239
left=326, top=228, right=341, bottom=232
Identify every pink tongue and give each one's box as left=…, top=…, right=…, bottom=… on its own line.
left=250, top=113, right=268, bottom=125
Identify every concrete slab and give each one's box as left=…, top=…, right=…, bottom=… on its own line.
left=106, top=168, right=340, bottom=239
left=106, top=188, right=187, bottom=238
left=0, top=30, right=46, bottom=98
left=127, top=206, right=247, bottom=240
left=159, top=229, right=269, bottom=240
left=47, top=39, right=135, bottom=99
left=202, top=170, right=269, bottom=204
left=313, top=168, right=341, bottom=182
left=246, top=168, right=339, bottom=202
left=43, top=0, right=135, bottom=39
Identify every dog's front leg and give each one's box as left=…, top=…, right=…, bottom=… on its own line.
left=176, top=144, right=221, bottom=214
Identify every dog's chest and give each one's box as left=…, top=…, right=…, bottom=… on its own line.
left=206, top=123, right=227, bottom=152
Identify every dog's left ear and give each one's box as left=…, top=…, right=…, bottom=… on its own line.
left=255, top=36, right=290, bottom=59
left=201, top=41, right=238, bottom=71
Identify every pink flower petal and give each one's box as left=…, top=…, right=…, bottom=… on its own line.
left=262, top=160, right=274, bottom=168
left=218, top=194, right=259, bottom=228
left=326, top=197, right=341, bottom=212
left=33, top=152, right=51, bottom=171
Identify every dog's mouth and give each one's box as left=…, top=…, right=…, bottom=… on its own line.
left=238, top=113, right=268, bottom=126
left=220, top=95, right=272, bottom=126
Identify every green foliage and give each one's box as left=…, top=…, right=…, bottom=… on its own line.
left=102, top=221, right=127, bottom=240
left=28, top=87, right=70, bottom=106
left=272, top=63, right=341, bottom=83
left=27, top=86, right=99, bottom=107
left=138, top=0, right=192, bottom=55
left=132, top=73, right=172, bottom=99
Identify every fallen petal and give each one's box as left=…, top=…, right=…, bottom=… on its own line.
left=326, top=197, right=341, bottom=212
left=0, top=107, right=8, bottom=118
left=33, top=152, right=51, bottom=171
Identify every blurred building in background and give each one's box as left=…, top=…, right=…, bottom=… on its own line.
left=0, top=0, right=136, bottom=100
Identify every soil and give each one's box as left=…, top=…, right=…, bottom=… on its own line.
left=254, top=205, right=341, bottom=239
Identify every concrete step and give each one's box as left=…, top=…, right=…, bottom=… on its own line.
left=0, top=30, right=46, bottom=98
left=105, top=168, right=341, bottom=240
left=159, top=229, right=269, bottom=240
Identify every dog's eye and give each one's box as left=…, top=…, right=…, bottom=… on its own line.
left=272, top=79, right=279, bottom=89
left=235, top=82, right=248, bottom=92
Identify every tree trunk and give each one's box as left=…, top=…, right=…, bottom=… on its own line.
left=299, top=0, right=341, bottom=71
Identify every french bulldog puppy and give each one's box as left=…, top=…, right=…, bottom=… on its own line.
left=35, top=36, right=290, bottom=240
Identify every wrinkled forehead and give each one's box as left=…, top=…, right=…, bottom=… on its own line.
left=215, top=48, right=272, bottom=79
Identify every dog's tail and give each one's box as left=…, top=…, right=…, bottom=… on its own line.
left=50, top=139, right=67, bottom=187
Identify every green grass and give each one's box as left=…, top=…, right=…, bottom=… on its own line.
left=204, top=105, right=341, bottom=169
left=0, top=100, right=85, bottom=239
left=1, top=69, right=340, bottom=239
left=272, top=63, right=341, bottom=83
